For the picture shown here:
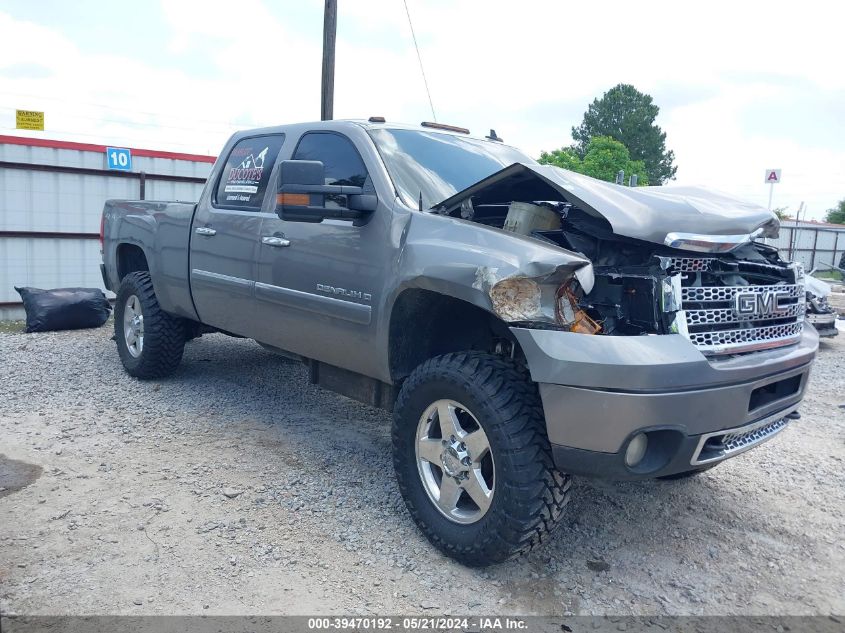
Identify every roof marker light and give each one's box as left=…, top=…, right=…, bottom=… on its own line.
left=421, top=121, right=470, bottom=134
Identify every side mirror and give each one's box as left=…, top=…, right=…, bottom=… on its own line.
left=275, top=160, right=377, bottom=223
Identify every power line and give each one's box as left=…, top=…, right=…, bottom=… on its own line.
left=402, top=0, right=436, bottom=122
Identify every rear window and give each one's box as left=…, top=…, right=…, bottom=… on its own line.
left=215, top=134, right=285, bottom=210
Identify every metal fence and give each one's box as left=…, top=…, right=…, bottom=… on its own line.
left=0, top=135, right=214, bottom=320
left=769, top=223, right=845, bottom=273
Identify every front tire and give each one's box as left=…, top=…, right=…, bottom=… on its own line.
left=392, top=352, right=571, bottom=566
left=114, top=272, right=186, bottom=379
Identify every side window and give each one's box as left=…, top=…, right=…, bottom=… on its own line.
left=215, top=134, right=285, bottom=210
left=293, top=132, right=368, bottom=188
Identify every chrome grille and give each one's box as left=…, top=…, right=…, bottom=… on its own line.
left=722, top=417, right=790, bottom=452
left=679, top=283, right=804, bottom=355
left=667, top=257, right=713, bottom=272
left=685, top=302, right=805, bottom=326
left=682, top=284, right=804, bottom=303
left=687, top=322, right=804, bottom=351
left=691, top=405, right=796, bottom=465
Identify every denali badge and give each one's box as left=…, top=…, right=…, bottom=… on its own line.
left=733, top=290, right=790, bottom=318
left=317, top=284, right=372, bottom=302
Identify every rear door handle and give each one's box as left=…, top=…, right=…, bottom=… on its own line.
left=262, top=236, right=291, bottom=247
left=195, top=227, right=217, bottom=236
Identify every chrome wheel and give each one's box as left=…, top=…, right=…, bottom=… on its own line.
left=415, top=399, right=494, bottom=525
left=123, top=294, right=144, bottom=358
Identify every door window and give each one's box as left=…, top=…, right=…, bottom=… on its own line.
left=215, top=134, right=285, bottom=210
left=292, top=132, right=369, bottom=209
left=293, top=132, right=369, bottom=185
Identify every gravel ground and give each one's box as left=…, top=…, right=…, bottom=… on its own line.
left=0, top=324, right=843, bottom=616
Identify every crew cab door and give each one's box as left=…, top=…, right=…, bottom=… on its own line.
left=253, top=130, right=393, bottom=378
left=189, top=134, right=285, bottom=335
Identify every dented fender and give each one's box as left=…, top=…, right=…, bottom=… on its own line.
left=394, top=211, right=593, bottom=320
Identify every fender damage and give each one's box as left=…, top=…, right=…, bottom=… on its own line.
left=397, top=211, right=594, bottom=324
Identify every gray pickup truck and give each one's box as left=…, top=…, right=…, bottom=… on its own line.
left=101, top=119, right=818, bottom=565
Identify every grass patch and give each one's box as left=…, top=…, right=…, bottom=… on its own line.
left=814, top=270, right=843, bottom=282
left=0, top=320, right=26, bottom=334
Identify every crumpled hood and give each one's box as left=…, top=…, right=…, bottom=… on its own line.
left=434, top=163, right=780, bottom=246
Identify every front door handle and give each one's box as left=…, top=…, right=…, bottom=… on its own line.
left=195, top=227, right=217, bottom=236
left=262, top=236, right=291, bottom=247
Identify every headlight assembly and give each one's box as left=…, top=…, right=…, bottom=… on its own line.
left=489, top=278, right=544, bottom=322
left=489, top=277, right=600, bottom=334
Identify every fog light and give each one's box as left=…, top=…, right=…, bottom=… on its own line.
left=625, top=433, right=648, bottom=467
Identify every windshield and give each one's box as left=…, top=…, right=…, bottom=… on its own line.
left=369, top=128, right=536, bottom=210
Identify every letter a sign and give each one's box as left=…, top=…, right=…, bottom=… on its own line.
left=764, top=169, right=782, bottom=184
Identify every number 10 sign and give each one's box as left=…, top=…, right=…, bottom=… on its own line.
left=106, top=147, right=132, bottom=171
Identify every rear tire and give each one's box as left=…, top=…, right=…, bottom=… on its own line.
left=114, top=272, right=186, bottom=379
left=392, top=352, right=571, bottom=566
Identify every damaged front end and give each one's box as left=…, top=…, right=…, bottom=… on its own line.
left=554, top=223, right=805, bottom=354
left=436, top=164, right=806, bottom=356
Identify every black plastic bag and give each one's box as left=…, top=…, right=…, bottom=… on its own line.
left=14, top=287, right=112, bottom=333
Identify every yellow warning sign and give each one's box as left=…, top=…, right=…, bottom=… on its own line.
left=16, top=110, right=45, bottom=131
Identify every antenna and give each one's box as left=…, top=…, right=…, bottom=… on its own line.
left=403, top=0, right=437, bottom=122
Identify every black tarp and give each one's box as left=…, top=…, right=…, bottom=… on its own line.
left=14, top=287, right=111, bottom=333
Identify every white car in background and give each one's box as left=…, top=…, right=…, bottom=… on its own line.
left=805, top=274, right=839, bottom=337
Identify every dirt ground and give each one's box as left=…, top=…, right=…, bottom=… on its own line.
left=1, top=324, right=843, bottom=616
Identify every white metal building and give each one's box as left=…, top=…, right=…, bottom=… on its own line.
left=0, top=135, right=215, bottom=319
left=769, top=219, right=845, bottom=273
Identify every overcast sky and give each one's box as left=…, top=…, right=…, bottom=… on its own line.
left=1, top=0, right=842, bottom=219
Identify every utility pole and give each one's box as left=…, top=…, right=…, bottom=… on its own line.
left=321, top=0, right=337, bottom=121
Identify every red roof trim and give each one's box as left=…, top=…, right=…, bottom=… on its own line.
left=0, top=134, right=217, bottom=164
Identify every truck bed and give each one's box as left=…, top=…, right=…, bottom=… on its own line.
left=102, top=199, right=199, bottom=320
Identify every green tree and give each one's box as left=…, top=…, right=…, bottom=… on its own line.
left=826, top=199, right=845, bottom=224
left=772, top=206, right=791, bottom=220
left=539, top=136, right=649, bottom=185
left=538, top=147, right=582, bottom=172
left=571, top=83, right=676, bottom=184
